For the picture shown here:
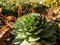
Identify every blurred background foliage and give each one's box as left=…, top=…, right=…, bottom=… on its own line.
left=0, top=0, right=60, bottom=6
left=0, top=0, right=60, bottom=17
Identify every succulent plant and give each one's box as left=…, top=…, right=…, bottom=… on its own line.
left=12, top=13, right=59, bottom=45
left=12, top=13, right=47, bottom=45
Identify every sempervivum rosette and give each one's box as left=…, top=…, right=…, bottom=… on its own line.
left=12, top=13, right=58, bottom=45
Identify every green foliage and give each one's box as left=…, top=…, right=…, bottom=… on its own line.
left=12, top=13, right=59, bottom=45
left=0, top=0, right=18, bottom=17
left=13, top=13, right=47, bottom=45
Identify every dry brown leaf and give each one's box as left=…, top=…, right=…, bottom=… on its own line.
left=18, top=5, right=23, bottom=17
left=7, top=16, right=17, bottom=22
left=48, top=4, right=58, bottom=16
left=0, top=26, right=13, bottom=40
left=0, top=8, right=3, bottom=13
left=45, top=4, right=60, bottom=21
left=6, top=16, right=17, bottom=28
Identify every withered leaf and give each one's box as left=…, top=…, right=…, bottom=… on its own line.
left=18, top=5, right=23, bottom=17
